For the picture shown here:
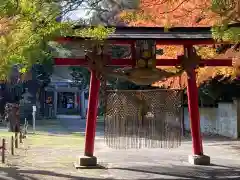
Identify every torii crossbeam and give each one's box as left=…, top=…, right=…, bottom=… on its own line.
left=54, top=26, right=235, bottom=167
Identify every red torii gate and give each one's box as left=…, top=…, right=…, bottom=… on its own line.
left=55, top=26, right=233, bottom=167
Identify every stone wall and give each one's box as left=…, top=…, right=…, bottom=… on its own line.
left=184, top=101, right=239, bottom=138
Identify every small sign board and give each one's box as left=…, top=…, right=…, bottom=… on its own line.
left=32, top=106, right=37, bottom=112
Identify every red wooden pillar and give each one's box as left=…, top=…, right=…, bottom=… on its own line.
left=184, top=45, right=210, bottom=165
left=185, top=45, right=203, bottom=155
left=84, top=70, right=101, bottom=157
left=186, top=68, right=203, bottom=155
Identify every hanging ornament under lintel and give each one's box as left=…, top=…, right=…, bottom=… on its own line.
left=135, top=40, right=157, bottom=69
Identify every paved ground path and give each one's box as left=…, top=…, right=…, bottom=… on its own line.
left=0, top=118, right=240, bottom=180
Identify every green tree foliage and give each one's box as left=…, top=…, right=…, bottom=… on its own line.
left=0, top=0, right=67, bottom=79
left=0, top=0, right=118, bottom=80
left=211, top=0, right=240, bottom=42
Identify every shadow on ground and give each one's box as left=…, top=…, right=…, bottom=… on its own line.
left=107, top=164, right=240, bottom=180
left=0, top=166, right=104, bottom=180
left=1, top=164, right=240, bottom=180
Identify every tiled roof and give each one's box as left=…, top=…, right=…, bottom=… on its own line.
left=72, top=26, right=215, bottom=40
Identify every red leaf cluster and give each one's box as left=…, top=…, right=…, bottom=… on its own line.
left=122, top=0, right=232, bottom=89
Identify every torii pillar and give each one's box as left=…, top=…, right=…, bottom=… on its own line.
left=76, top=69, right=101, bottom=168
left=185, top=45, right=210, bottom=165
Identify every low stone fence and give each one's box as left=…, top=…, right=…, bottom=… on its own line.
left=184, top=100, right=240, bottom=139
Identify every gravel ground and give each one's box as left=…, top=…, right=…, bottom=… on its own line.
left=0, top=119, right=240, bottom=180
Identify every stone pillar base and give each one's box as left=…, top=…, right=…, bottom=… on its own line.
left=188, top=154, right=211, bottom=165
left=75, top=156, right=101, bottom=169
